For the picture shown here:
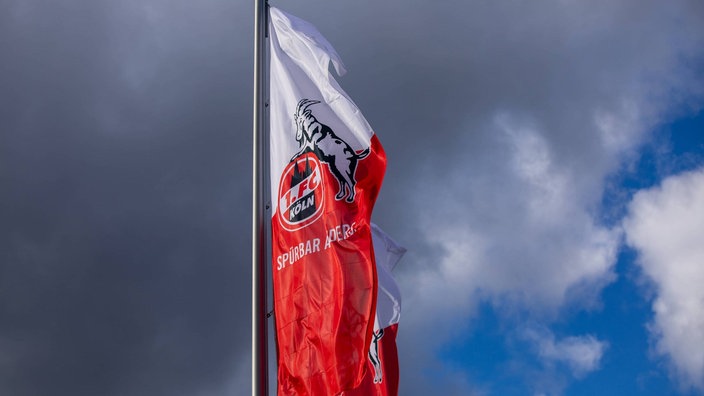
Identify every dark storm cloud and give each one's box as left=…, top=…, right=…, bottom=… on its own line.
left=2, top=1, right=254, bottom=395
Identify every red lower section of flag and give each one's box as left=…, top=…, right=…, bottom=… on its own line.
left=272, top=136, right=386, bottom=396
left=341, top=324, right=400, bottom=396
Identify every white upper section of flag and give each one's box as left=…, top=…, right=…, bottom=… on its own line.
left=269, top=7, right=375, bottom=216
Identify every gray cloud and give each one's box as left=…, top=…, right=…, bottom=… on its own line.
left=2, top=1, right=252, bottom=395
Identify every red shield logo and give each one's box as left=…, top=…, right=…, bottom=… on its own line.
left=277, top=153, right=325, bottom=231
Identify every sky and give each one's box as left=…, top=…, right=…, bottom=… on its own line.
left=1, top=1, right=703, bottom=395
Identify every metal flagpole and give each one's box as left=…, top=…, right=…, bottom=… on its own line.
left=252, top=0, right=268, bottom=395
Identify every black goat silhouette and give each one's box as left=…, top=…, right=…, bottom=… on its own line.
left=291, top=99, right=370, bottom=203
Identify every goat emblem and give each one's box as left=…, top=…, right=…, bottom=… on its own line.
left=291, top=99, right=370, bottom=203
left=369, top=328, right=385, bottom=384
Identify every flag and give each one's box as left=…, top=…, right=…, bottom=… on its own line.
left=269, top=7, right=387, bottom=396
left=342, top=223, right=405, bottom=396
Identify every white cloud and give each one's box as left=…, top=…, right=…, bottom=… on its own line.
left=406, top=112, right=621, bottom=317
left=623, top=167, right=704, bottom=391
left=397, top=112, right=621, bottom=394
left=523, top=326, right=608, bottom=379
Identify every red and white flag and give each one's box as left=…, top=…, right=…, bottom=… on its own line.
left=269, top=7, right=387, bottom=396
left=342, top=224, right=405, bottom=396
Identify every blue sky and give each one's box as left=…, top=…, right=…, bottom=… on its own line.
left=1, top=1, right=703, bottom=395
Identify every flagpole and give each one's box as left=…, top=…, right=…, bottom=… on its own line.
left=252, top=0, right=268, bottom=395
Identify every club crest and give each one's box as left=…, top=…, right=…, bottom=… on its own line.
left=277, top=154, right=325, bottom=231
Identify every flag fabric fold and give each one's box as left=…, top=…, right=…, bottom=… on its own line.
left=268, top=7, right=387, bottom=396
left=342, top=224, right=405, bottom=396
